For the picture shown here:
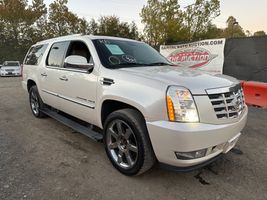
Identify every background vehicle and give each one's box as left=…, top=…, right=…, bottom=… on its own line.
left=0, top=61, right=21, bottom=77
left=22, top=34, right=247, bottom=176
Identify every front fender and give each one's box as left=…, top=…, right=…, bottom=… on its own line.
left=96, top=77, right=169, bottom=128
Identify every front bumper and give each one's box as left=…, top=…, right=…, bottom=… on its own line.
left=146, top=106, right=248, bottom=168
left=159, top=153, right=223, bottom=173
left=0, top=72, right=21, bottom=76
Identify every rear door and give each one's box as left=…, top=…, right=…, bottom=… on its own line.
left=23, top=44, right=48, bottom=93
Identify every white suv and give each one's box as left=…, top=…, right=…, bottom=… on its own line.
left=22, top=34, right=248, bottom=176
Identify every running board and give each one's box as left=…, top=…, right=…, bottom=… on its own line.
left=40, top=108, right=103, bottom=142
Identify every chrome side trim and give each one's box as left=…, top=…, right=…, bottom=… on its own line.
left=42, top=89, right=57, bottom=96
left=42, top=89, right=95, bottom=109
left=46, top=66, right=89, bottom=74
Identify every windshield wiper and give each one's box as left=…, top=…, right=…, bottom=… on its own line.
left=110, top=62, right=176, bottom=69
left=145, top=62, right=176, bottom=66
left=110, top=63, right=147, bottom=69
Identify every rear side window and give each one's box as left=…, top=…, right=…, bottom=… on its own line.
left=47, top=41, right=69, bottom=67
left=24, top=44, right=48, bottom=65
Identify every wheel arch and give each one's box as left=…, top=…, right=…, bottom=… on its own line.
left=100, top=99, right=147, bottom=128
left=27, top=79, right=37, bottom=92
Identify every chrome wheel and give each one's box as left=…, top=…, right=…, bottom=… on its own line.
left=30, top=91, right=39, bottom=115
left=106, top=119, right=138, bottom=169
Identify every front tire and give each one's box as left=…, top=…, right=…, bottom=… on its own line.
left=29, top=85, right=46, bottom=118
left=104, top=109, right=156, bottom=176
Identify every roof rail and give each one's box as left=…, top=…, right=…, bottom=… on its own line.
left=36, top=33, right=84, bottom=44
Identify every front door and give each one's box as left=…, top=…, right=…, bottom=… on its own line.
left=55, top=40, right=98, bottom=125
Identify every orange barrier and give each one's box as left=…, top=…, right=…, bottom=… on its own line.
left=242, top=81, right=267, bottom=108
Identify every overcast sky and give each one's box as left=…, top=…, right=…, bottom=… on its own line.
left=43, top=0, right=267, bottom=33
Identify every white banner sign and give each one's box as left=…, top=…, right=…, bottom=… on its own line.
left=160, top=38, right=226, bottom=74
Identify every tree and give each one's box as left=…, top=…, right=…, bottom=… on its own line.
left=246, top=30, right=252, bottom=37
left=0, top=0, right=47, bottom=62
left=197, top=22, right=223, bottom=39
left=222, top=16, right=246, bottom=38
left=96, top=16, right=139, bottom=39
left=140, top=0, right=162, bottom=46
left=26, top=0, right=47, bottom=43
left=184, top=0, right=220, bottom=41
left=97, top=15, right=120, bottom=36
left=45, top=0, right=89, bottom=37
left=140, top=0, right=184, bottom=46
left=88, top=19, right=98, bottom=35
left=140, top=0, right=221, bottom=46
left=128, top=21, right=140, bottom=40
left=0, top=0, right=141, bottom=63
left=160, top=0, right=185, bottom=44
left=254, top=31, right=266, bottom=36
left=78, top=18, right=91, bottom=35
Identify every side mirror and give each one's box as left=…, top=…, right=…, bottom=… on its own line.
left=64, top=55, right=94, bottom=71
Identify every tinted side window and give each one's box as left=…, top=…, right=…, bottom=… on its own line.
left=24, top=44, right=48, bottom=65
left=47, top=42, right=69, bottom=67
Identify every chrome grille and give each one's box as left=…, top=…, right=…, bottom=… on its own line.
left=207, top=85, right=245, bottom=119
left=5, top=69, right=15, bottom=72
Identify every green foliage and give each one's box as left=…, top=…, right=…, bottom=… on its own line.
left=0, top=0, right=139, bottom=63
left=254, top=31, right=266, bottom=36
left=96, top=16, right=139, bottom=40
left=184, top=0, right=220, bottom=41
left=0, top=0, right=47, bottom=62
left=141, top=0, right=185, bottom=46
left=45, top=0, right=89, bottom=37
left=88, top=19, right=98, bottom=35
left=141, top=0, right=220, bottom=46
left=197, top=22, right=223, bottom=39
left=221, top=16, right=246, bottom=38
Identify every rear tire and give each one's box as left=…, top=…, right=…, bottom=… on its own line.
left=104, top=109, right=156, bottom=176
left=29, top=85, right=46, bottom=118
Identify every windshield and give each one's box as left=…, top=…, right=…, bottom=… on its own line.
left=92, top=39, right=173, bottom=69
left=4, top=62, right=19, bottom=67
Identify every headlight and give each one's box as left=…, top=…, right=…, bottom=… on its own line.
left=166, top=86, right=199, bottom=122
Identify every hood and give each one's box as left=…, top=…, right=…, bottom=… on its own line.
left=118, top=66, right=239, bottom=95
left=1, top=66, right=20, bottom=70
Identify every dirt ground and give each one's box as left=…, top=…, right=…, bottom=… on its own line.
left=0, top=77, right=266, bottom=200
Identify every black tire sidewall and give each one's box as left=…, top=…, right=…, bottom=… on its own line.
left=29, top=86, right=44, bottom=118
left=104, top=111, right=146, bottom=176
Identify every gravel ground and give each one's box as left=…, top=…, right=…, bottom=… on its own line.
left=0, top=77, right=266, bottom=200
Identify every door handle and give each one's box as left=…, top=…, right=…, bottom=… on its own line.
left=100, top=77, right=114, bottom=85
left=59, top=76, right=68, bottom=81
left=41, top=72, right=47, bottom=77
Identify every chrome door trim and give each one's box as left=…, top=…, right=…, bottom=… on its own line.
left=42, top=89, right=95, bottom=109
left=46, top=66, right=89, bottom=74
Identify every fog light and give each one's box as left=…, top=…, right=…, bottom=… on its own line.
left=175, top=149, right=207, bottom=160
